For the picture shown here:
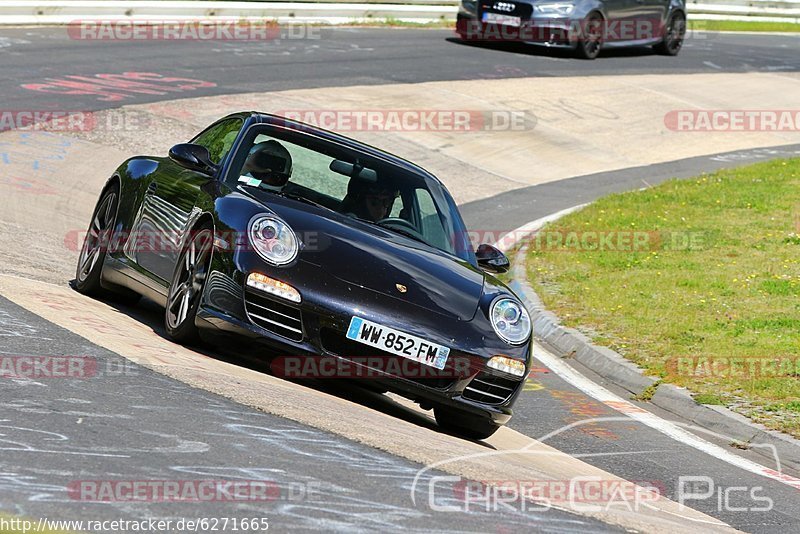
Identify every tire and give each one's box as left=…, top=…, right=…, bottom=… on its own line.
left=74, top=183, right=140, bottom=305
left=575, top=13, right=603, bottom=60
left=434, top=407, right=501, bottom=440
left=654, top=11, right=686, bottom=56
left=165, top=223, right=214, bottom=344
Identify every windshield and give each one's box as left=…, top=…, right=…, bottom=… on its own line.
left=227, top=125, right=474, bottom=262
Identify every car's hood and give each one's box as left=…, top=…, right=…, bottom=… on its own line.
left=253, top=192, right=485, bottom=321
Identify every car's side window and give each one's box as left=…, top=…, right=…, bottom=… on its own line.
left=193, top=118, right=243, bottom=164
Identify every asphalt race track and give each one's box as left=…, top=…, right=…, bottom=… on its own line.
left=0, top=27, right=799, bottom=112
left=1, top=25, right=800, bottom=533
left=0, top=294, right=616, bottom=533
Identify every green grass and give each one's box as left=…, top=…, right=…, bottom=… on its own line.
left=694, top=393, right=725, bottom=405
left=349, top=19, right=800, bottom=33
left=340, top=17, right=455, bottom=29
left=526, top=158, right=800, bottom=437
left=691, top=20, right=800, bottom=33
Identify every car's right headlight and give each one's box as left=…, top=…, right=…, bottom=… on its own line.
left=534, top=2, right=575, bottom=15
left=490, top=297, right=532, bottom=345
left=248, top=215, right=299, bottom=266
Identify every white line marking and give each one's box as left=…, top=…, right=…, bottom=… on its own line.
left=495, top=208, right=800, bottom=491
left=531, top=337, right=800, bottom=490
left=493, top=203, right=589, bottom=253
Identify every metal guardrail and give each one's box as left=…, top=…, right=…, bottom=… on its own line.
left=0, top=0, right=797, bottom=24
left=0, top=0, right=458, bottom=24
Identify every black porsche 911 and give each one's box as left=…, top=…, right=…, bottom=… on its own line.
left=75, top=112, right=532, bottom=439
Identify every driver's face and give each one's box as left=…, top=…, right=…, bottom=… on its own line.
left=364, top=194, right=392, bottom=222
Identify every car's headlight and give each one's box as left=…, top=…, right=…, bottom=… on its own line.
left=534, top=2, right=575, bottom=15
left=248, top=215, right=299, bottom=266
left=461, top=0, right=477, bottom=13
left=490, top=297, right=531, bottom=345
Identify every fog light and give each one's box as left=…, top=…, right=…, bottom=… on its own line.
left=487, top=355, right=526, bottom=377
left=246, top=272, right=301, bottom=303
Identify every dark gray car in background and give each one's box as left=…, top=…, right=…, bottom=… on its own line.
left=456, top=0, right=687, bottom=59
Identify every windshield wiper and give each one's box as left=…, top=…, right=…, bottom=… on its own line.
left=374, top=220, right=432, bottom=247
left=238, top=183, right=329, bottom=212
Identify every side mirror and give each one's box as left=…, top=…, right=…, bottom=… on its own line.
left=476, top=243, right=510, bottom=273
left=169, top=143, right=217, bottom=175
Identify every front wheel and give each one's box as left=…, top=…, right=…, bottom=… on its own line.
left=574, top=13, right=604, bottom=60
left=434, top=407, right=501, bottom=440
left=654, top=12, right=686, bottom=56
left=165, top=224, right=213, bottom=344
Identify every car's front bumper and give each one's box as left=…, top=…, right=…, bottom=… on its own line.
left=195, top=265, right=530, bottom=426
left=456, top=12, right=578, bottom=46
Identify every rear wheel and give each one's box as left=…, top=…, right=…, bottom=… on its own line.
left=165, top=224, right=213, bottom=344
left=575, top=13, right=603, bottom=60
left=434, top=407, right=501, bottom=440
left=654, top=11, right=686, bottom=56
left=75, top=183, right=140, bottom=304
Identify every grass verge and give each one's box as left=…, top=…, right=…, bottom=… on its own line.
left=338, top=17, right=455, bottom=29
left=526, top=158, right=800, bottom=437
left=691, top=19, right=800, bottom=33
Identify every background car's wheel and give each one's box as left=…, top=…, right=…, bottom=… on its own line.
left=575, top=13, right=603, bottom=60
left=165, top=223, right=213, bottom=344
left=434, top=406, right=501, bottom=440
left=74, top=183, right=140, bottom=304
left=654, top=11, right=686, bottom=56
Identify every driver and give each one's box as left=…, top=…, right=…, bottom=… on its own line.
left=343, top=180, right=399, bottom=222
left=241, top=140, right=293, bottom=191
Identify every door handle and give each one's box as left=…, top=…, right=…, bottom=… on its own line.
left=147, top=182, right=158, bottom=194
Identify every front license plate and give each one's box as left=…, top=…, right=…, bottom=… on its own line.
left=346, top=316, right=450, bottom=370
left=482, top=12, right=521, bottom=27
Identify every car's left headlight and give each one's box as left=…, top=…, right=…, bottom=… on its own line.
left=490, top=297, right=531, bottom=345
left=248, top=215, right=299, bottom=266
left=534, top=2, right=575, bottom=15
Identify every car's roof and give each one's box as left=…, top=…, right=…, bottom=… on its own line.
left=240, top=111, right=445, bottom=187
